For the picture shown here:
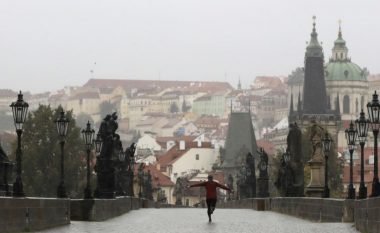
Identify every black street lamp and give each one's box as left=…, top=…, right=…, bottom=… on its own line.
left=138, top=165, right=143, bottom=198
left=93, top=133, right=103, bottom=155
left=10, top=91, right=29, bottom=197
left=322, top=132, right=332, bottom=198
left=81, top=121, right=95, bottom=199
left=345, top=121, right=357, bottom=199
left=55, top=109, right=70, bottom=198
left=367, top=91, right=380, bottom=197
left=117, top=149, right=126, bottom=196
left=356, top=109, right=370, bottom=199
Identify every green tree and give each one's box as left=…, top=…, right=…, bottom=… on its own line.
left=12, top=105, right=87, bottom=197
left=99, top=101, right=115, bottom=118
left=170, top=102, right=179, bottom=113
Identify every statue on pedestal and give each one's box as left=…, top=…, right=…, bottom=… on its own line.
left=94, top=112, right=120, bottom=199
left=305, top=122, right=325, bottom=197
left=175, top=177, right=183, bottom=205
left=0, top=143, right=12, bottom=196
left=257, top=148, right=269, bottom=197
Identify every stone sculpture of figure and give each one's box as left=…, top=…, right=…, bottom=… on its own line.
left=244, top=152, right=256, bottom=198
left=145, top=170, right=153, bottom=200
left=286, top=122, right=304, bottom=197
left=258, top=148, right=268, bottom=178
left=0, top=143, right=8, bottom=161
left=310, top=123, right=324, bottom=162
left=227, top=174, right=234, bottom=200
left=175, top=177, right=183, bottom=205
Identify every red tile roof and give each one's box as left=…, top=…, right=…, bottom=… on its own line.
left=134, top=163, right=174, bottom=188
left=257, top=139, right=276, bottom=156
left=157, top=141, right=213, bottom=166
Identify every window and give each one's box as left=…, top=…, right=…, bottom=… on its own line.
left=343, top=95, right=350, bottom=114
left=361, top=96, right=365, bottom=110
left=196, top=154, right=199, bottom=160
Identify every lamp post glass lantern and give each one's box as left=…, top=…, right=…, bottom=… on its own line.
left=345, top=121, right=357, bottom=199
left=367, top=91, right=380, bottom=197
left=322, top=132, right=332, bottom=198
left=81, top=121, right=95, bottom=199
left=355, top=109, right=370, bottom=199
left=55, top=109, right=70, bottom=198
left=93, top=133, right=103, bottom=154
left=10, top=91, right=29, bottom=197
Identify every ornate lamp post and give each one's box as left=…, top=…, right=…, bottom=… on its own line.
left=367, top=91, right=380, bottom=197
left=117, top=149, right=126, bottom=196
left=345, top=121, right=357, bottom=199
left=55, top=109, right=70, bottom=198
left=10, top=91, right=28, bottom=197
left=138, top=165, right=143, bottom=198
left=356, top=109, right=370, bottom=199
left=321, top=132, right=332, bottom=198
left=129, top=151, right=135, bottom=197
left=283, top=150, right=291, bottom=196
left=93, top=133, right=103, bottom=155
left=81, top=121, right=95, bottom=199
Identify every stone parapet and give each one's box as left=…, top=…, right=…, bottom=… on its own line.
left=0, top=197, right=70, bottom=233
left=355, top=197, right=380, bottom=233
left=70, top=197, right=181, bottom=221
left=219, top=197, right=354, bottom=223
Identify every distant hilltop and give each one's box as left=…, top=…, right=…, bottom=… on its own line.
left=83, top=78, right=234, bottom=93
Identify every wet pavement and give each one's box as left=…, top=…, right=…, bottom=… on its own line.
left=41, top=208, right=358, bottom=233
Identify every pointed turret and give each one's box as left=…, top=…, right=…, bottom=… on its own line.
left=305, top=16, right=323, bottom=58
left=290, top=93, right=294, bottom=115
left=297, top=90, right=302, bottom=117
left=238, top=77, right=242, bottom=90
left=331, top=20, right=349, bottom=62
left=302, top=16, right=328, bottom=115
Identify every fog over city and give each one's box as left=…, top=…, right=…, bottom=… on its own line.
left=0, top=0, right=379, bottom=93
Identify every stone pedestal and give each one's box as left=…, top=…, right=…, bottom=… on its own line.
left=94, top=158, right=116, bottom=199
left=257, top=177, right=269, bottom=198
left=305, top=160, right=324, bottom=197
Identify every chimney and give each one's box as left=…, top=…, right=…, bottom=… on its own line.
left=179, top=140, right=185, bottom=150
left=197, top=140, right=202, bottom=147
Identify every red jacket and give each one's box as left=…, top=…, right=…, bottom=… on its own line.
left=190, top=181, right=231, bottom=199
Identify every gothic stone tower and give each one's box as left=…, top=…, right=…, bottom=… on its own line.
left=289, top=16, right=341, bottom=197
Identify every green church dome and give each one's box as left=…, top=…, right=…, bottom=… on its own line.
left=325, top=61, right=367, bottom=81
left=325, top=22, right=368, bottom=82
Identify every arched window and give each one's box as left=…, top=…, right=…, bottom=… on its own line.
left=343, top=95, right=350, bottom=114
left=356, top=98, right=359, bottom=113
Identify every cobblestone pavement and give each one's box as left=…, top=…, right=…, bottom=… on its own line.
left=41, top=208, right=358, bottom=233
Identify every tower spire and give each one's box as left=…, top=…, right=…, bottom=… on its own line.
left=297, top=89, right=302, bottom=117
left=331, top=19, right=348, bottom=61
left=238, top=76, right=242, bottom=90
left=306, top=16, right=323, bottom=58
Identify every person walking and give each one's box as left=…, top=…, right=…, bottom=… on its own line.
left=188, top=175, right=232, bottom=222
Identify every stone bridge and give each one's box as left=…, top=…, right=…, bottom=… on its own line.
left=41, top=208, right=357, bottom=233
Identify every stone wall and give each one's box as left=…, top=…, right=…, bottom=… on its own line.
left=217, top=198, right=266, bottom=211
left=70, top=197, right=180, bottom=221
left=269, top=197, right=354, bottom=223
left=355, top=197, right=380, bottom=233
left=218, top=197, right=354, bottom=223
left=0, top=197, right=70, bottom=233
left=71, top=196, right=142, bottom=221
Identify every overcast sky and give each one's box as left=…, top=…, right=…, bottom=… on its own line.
left=0, top=0, right=379, bottom=93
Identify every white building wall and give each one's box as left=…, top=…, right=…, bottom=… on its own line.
left=136, top=134, right=161, bottom=151
left=170, top=148, right=218, bottom=182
